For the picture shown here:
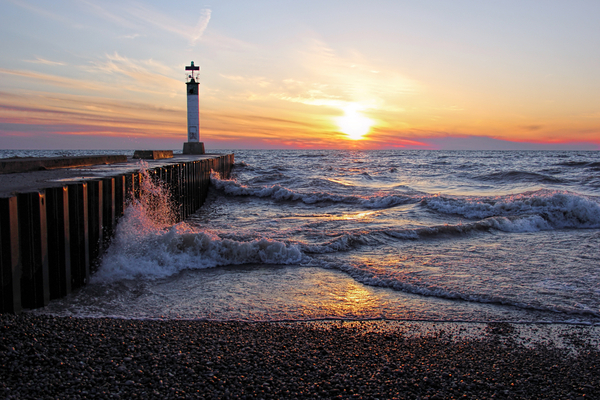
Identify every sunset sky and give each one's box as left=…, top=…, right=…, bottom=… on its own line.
left=1, top=0, right=599, bottom=150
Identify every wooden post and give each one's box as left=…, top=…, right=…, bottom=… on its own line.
left=0, top=196, right=21, bottom=314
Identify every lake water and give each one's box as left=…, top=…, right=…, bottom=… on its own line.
left=19, top=149, right=600, bottom=324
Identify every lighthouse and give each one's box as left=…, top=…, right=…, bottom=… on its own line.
left=183, top=61, right=205, bottom=155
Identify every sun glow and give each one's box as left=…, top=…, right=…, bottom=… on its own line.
left=335, top=104, right=375, bottom=140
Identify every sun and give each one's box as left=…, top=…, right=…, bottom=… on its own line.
left=335, top=104, right=375, bottom=140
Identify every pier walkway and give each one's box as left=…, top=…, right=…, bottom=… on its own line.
left=0, top=153, right=234, bottom=314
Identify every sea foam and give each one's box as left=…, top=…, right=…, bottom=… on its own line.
left=93, top=166, right=304, bottom=283
left=424, top=190, right=600, bottom=229
left=211, top=173, right=418, bottom=208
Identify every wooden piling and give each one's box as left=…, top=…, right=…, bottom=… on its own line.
left=17, top=191, right=49, bottom=309
left=45, top=186, right=71, bottom=299
left=0, top=196, right=21, bottom=314
left=0, top=153, right=233, bottom=313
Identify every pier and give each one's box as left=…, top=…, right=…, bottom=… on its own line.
left=0, top=153, right=234, bottom=314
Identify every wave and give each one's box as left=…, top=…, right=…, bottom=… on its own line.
left=424, top=191, right=600, bottom=229
left=212, top=174, right=600, bottom=231
left=331, top=263, right=600, bottom=319
left=94, top=219, right=305, bottom=283
left=299, top=153, right=327, bottom=158
left=302, top=214, right=581, bottom=254
left=474, top=170, right=565, bottom=184
left=303, top=178, right=355, bottom=190
left=301, top=234, right=370, bottom=254
left=211, top=174, right=418, bottom=208
left=96, top=167, right=600, bottom=285
left=556, top=161, right=591, bottom=167
left=556, top=161, right=600, bottom=169
left=93, top=168, right=305, bottom=283
left=95, top=202, right=564, bottom=284
left=298, top=214, right=573, bottom=256
left=248, top=172, right=287, bottom=184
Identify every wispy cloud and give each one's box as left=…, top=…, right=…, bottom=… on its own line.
left=1, top=52, right=181, bottom=97
left=93, top=52, right=173, bottom=78
left=120, top=33, right=143, bottom=40
left=581, top=111, right=600, bottom=119
left=220, top=74, right=272, bottom=88
left=0, top=91, right=185, bottom=141
left=220, top=37, right=418, bottom=116
left=76, top=0, right=138, bottom=29
left=298, top=38, right=418, bottom=101
left=519, top=125, right=544, bottom=131
left=124, top=3, right=211, bottom=46
left=91, top=52, right=180, bottom=93
left=0, top=68, right=108, bottom=92
left=6, top=0, right=71, bottom=23
left=25, top=57, right=66, bottom=66
left=79, top=1, right=211, bottom=46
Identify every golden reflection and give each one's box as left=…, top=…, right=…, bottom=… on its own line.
left=335, top=104, right=375, bottom=140
left=341, top=211, right=376, bottom=220
left=328, top=283, right=375, bottom=314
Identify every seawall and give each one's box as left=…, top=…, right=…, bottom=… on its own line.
left=0, top=153, right=234, bottom=314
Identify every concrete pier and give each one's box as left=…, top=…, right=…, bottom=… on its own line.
left=0, top=155, right=127, bottom=174
left=0, top=153, right=234, bottom=313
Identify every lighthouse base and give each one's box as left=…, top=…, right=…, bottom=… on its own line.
left=183, top=142, right=205, bottom=155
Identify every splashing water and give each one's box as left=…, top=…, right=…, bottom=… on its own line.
left=133, top=160, right=178, bottom=230
left=92, top=161, right=304, bottom=283
left=91, top=161, right=179, bottom=282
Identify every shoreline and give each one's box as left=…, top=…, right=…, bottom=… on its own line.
left=2, top=314, right=598, bottom=399
left=23, top=311, right=600, bottom=348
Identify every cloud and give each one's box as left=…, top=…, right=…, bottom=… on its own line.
left=581, top=112, right=600, bottom=119
left=0, top=68, right=108, bottom=92
left=25, top=57, right=66, bottom=66
left=0, top=90, right=183, bottom=128
left=219, top=74, right=271, bottom=87
left=190, top=9, right=212, bottom=46
left=125, top=4, right=211, bottom=46
left=298, top=37, right=418, bottom=97
left=92, top=53, right=178, bottom=84
left=273, top=94, right=345, bottom=109
left=6, top=0, right=71, bottom=23
left=425, top=135, right=600, bottom=150
left=1, top=54, right=180, bottom=97
left=79, top=1, right=211, bottom=46
left=120, top=33, right=143, bottom=39
left=77, top=0, right=138, bottom=29
left=520, top=125, right=543, bottom=131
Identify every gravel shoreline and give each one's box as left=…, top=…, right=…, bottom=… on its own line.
left=1, top=314, right=599, bottom=399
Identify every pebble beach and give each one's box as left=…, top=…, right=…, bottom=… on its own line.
left=1, top=314, right=599, bottom=399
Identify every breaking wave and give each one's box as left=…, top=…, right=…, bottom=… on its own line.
left=93, top=166, right=305, bottom=283
left=424, top=191, right=600, bottom=229
left=332, top=263, right=600, bottom=319
left=210, top=174, right=419, bottom=208
left=474, top=170, right=565, bottom=184
left=94, top=221, right=304, bottom=283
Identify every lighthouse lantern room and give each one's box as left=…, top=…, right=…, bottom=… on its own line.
left=183, top=61, right=205, bottom=154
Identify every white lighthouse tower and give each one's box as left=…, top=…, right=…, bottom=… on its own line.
left=183, top=61, right=205, bottom=154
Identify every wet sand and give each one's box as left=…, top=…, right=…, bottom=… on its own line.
left=1, top=314, right=598, bottom=399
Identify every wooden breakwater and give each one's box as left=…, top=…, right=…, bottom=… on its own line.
left=0, top=154, right=234, bottom=314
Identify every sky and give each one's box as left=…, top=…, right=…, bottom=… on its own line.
left=1, top=0, right=599, bottom=150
